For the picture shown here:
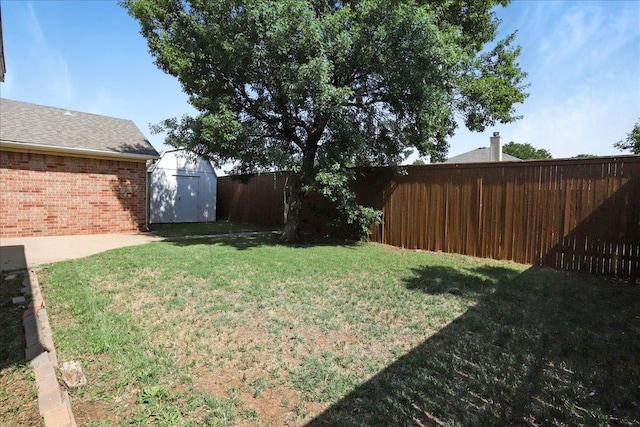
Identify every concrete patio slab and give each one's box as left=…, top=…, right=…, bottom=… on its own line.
left=0, top=233, right=163, bottom=271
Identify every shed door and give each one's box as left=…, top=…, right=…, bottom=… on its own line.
left=174, top=176, right=199, bottom=222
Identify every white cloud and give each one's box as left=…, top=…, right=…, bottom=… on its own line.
left=51, top=58, right=74, bottom=107
left=23, top=1, right=75, bottom=107
left=464, top=1, right=640, bottom=159
left=540, top=7, right=603, bottom=64
left=447, top=60, right=638, bottom=160
left=85, top=88, right=115, bottom=116
left=26, top=2, right=46, bottom=45
left=538, top=2, right=639, bottom=71
left=498, top=74, right=638, bottom=158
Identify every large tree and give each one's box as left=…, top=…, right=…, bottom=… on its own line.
left=502, top=141, right=552, bottom=160
left=124, top=0, right=528, bottom=241
left=614, top=119, right=640, bottom=155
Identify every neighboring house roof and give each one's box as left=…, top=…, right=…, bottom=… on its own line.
left=0, top=98, right=159, bottom=160
left=444, top=147, right=522, bottom=163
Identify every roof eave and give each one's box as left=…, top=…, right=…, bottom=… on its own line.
left=0, top=140, right=160, bottom=161
left=0, top=6, right=5, bottom=83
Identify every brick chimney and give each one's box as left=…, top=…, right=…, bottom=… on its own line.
left=490, top=132, right=502, bottom=162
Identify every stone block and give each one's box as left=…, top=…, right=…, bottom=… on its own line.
left=43, top=336, right=55, bottom=353
left=26, top=343, right=45, bottom=361
left=60, top=361, right=87, bottom=389
left=22, top=307, right=35, bottom=319
left=31, top=351, right=52, bottom=368
left=37, top=373, right=60, bottom=397
left=43, top=401, right=72, bottom=427
left=38, top=387, right=63, bottom=415
left=24, top=318, right=39, bottom=348
left=62, top=391, right=78, bottom=427
left=48, top=350, right=59, bottom=368
left=34, top=361, right=55, bottom=382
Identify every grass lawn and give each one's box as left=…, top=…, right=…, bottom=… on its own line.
left=148, top=221, right=276, bottom=237
left=38, top=235, right=640, bottom=426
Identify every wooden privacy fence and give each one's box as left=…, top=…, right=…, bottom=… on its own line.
left=217, top=156, right=640, bottom=277
left=217, top=173, right=289, bottom=227
left=376, top=157, right=639, bottom=277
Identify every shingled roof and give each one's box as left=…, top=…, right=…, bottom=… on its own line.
left=445, top=147, right=522, bottom=163
left=0, top=98, right=159, bottom=159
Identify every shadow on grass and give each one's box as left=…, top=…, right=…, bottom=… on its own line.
left=0, top=267, right=41, bottom=427
left=148, top=220, right=277, bottom=238
left=307, top=265, right=640, bottom=426
left=0, top=270, right=27, bottom=371
left=164, top=233, right=362, bottom=251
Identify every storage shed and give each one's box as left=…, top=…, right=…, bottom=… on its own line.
left=148, top=149, right=217, bottom=223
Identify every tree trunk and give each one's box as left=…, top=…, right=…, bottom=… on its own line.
left=281, top=171, right=309, bottom=243
left=281, top=189, right=303, bottom=242
left=280, top=127, right=323, bottom=243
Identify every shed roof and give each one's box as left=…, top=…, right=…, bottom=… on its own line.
left=149, top=148, right=217, bottom=175
left=0, top=98, right=159, bottom=159
left=444, top=147, right=522, bottom=163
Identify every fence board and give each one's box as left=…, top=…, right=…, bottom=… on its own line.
left=217, top=156, right=640, bottom=277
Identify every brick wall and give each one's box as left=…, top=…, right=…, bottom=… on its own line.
left=0, top=151, right=148, bottom=237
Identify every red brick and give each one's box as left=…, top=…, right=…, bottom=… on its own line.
left=1, top=151, right=148, bottom=237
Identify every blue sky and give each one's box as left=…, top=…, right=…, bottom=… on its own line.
left=1, top=0, right=638, bottom=171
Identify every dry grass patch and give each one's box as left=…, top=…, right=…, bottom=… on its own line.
left=37, top=236, right=640, bottom=426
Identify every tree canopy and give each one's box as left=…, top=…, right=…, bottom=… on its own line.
left=502, top=141, right=551, bottom=160
left=124, top=0, right=529, bottom=241
left=614, top=119, right=640, bottom=155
